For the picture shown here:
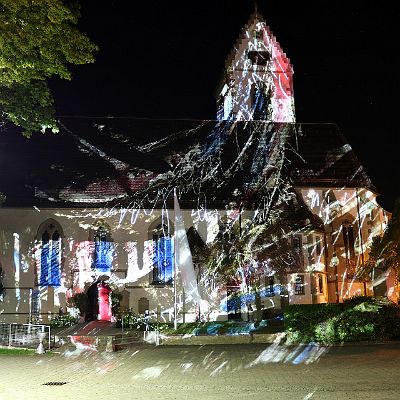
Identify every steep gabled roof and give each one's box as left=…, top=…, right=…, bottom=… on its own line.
left=286, top=123, right=373, bottom=189
left=0, top=118, right=373, bottom=208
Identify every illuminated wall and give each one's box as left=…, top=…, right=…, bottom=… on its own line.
left=298, top=187, right=388, bottom=302
left=0, top=207, right=247, bottom=323
left=217, top=13, right=295, bottom=122
left=0, top=13, right=392, bottom=325
left=0, top=184, right=389, bottom=324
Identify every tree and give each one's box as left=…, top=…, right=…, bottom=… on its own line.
left=200, top=203, right=296, bottom=320
left=67, top=292, right=87, bottom=316
left=0, top=0, right=98, bottom=136
left=363, top=200, right=400, bottom=282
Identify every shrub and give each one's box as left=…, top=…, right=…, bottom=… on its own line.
left=285, top=296, right=400, bottom=344
left=111, top=290, right=122, bottom=317
left=67, top=293, right=87, bottom=315
left=49, top=314, right=78, bottom=328
left=116, top=310, right=152, bottom=331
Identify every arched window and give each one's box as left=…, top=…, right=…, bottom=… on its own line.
left=152, top=224, right=173, bottom=285
left=37, top=219, right=63, bottom=287
left=92, top=226, right=113, bottom=276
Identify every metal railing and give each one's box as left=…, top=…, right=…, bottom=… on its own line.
left=0, top=323, right=51, bottom=350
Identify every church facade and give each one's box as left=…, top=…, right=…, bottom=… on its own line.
left=0, top=12, right=393, bottom=325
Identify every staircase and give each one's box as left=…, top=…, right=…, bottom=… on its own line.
left=52, top=321, right=145, bottom=352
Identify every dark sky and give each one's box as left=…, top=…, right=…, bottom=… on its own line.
left=50, top=0, right=400, bottom=209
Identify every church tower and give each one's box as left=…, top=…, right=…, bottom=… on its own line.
left=217, top=11, right=295, bottom=122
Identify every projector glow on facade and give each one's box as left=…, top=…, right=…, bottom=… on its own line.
left=217, top=15, right=295, bottom=122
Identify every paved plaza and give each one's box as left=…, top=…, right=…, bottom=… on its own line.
left=1, top=342, right=400, bottom=400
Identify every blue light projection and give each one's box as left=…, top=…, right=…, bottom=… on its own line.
left=39, top=230, right=61, bottom=286
left=153, top=236, right=173, bottom=284
left=93, top=231, right=113, bottom=274
left=224, top=284, right=282, bottom=313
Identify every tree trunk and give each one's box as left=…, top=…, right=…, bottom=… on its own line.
left=254, top=288, right=262, bottom=321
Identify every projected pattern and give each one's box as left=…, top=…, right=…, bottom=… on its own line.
left=38, top=222, right=62, bottom=287
left=93, top=228, right=113, bottom=275
left=217, top=15, right=295, bottom=123
left=153, top=236, right=173, bottom=285
left=0, top=12, right=392, bottom=326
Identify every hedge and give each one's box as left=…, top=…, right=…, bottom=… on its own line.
left=284, top=296, right=400, bottom=344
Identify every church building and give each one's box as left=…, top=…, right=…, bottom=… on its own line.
left=0, top=11, right=393, bottom=325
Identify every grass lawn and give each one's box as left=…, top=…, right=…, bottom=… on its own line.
left=0, top=346, right=55, bottom=356
left=0, top=347, right=37, bottom=356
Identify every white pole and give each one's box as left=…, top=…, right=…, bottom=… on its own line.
left=173, top=187, right=178, bottom=330
left=182, top=288, right=185, bottom=324
left=28, top=288, right=32, bottom=328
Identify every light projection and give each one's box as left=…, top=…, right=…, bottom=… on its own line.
left=0, top=128, right=389, bottom=324
left=98, top=281, right=112, bottom=321
left=152, top=233, right=173, bottom=285
left=39, top=230, right=61, bottom=286
left=0, top=264, right=4, bottom=302
left=0, top=11, right=392, bottom=329
left=13, top=233, right=21, bottom=310
left=217, top=17, right=295, bottom=123
left=93, top=227, right=113, bottom=275
left=23, top=180, right=381, bottom=324
left=174, top=191, right=200, bottom=303
left=75, top=241, right=94, bottom=289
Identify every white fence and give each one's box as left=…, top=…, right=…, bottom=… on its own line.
left=0, top=323, right=51, bottom=350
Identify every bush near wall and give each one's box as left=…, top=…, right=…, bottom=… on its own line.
left=285, top=296, right=400, bottom=344
left=116, top=311, right=149, bottom=330
left=49, top=314, right=78, bottom=328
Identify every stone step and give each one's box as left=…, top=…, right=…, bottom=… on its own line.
left=53, top=332, right=146, bottom=353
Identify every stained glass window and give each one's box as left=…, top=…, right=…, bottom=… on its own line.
left=39, top=228, right=61, bottom=287
left=93, top=227, right=113, bottom=275
left=152, top=225, right=174, bottom=285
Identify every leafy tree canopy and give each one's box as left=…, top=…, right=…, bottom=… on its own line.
left=199, top=198, right=297, bottom=287
left=364, top=199, right=400, bottom=278
left=0, top=0, right=98, bottom=136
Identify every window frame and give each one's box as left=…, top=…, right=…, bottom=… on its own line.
left=318, top=274, right=324, bottom=294
left=294, top=274, right=305, bottom=296
left=265, top=276, right=275, bottom=296
left=36, top=219, right=63, bottom=287
left=293, top=235, right=302, bottom=253
left=92, top=225, right=114, bottom=275
left=151, top=223, right=174, bottom=286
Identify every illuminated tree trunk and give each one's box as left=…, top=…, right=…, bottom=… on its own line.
left=254, top=287, right=262, bottom=321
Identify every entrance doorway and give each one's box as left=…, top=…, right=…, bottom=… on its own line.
left=85, top=280, right=112, bottom=321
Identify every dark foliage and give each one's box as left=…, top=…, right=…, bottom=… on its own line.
left=285, top=296, right=400, bottom=344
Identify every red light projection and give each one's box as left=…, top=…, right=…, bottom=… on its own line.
left=98, top=281, right=112, bottom=321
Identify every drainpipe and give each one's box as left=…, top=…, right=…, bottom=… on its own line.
left=356, top=188, right=367, bottom=295
left=330, top=221, right=340, bottom=303
left=323, top=231, right=329, bottom=301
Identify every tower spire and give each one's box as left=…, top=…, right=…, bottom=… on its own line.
left=254, top=1, right=258, bottom=17
left=216, top=7, right=296, bottom=122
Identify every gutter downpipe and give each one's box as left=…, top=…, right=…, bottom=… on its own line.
left=356, top=188, right=367, bottom=295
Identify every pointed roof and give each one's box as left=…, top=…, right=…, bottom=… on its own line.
left=224, top=11, right=293, bottom=75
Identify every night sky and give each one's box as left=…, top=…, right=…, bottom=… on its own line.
left=49, top=0, right=400, bottom=210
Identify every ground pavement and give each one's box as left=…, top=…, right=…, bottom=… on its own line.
left=1, top=342, right=400, bottom=400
